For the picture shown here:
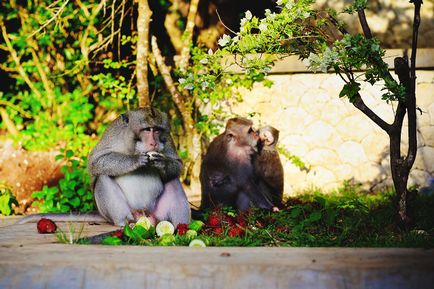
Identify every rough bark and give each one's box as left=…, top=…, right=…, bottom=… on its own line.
left=137, top=0, right=152, bottom=107
left=178, top=0, right=200, bottom=71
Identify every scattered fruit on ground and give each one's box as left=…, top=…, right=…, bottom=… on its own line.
left=176, top=223, right=188, bottom=235
left=189, top=239, right=206, bottom=247
left=156, top=220, right=175, bottom=237
left=36, top=218, right=57, bottom=234
left=135, top=216, right=152, bottom=230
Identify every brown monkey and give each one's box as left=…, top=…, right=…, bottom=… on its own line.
left=16, top=108, right=190, bottom=227
left=254, top=125, right=284, bottom=208
left=199, top=117, right=274, bottom=211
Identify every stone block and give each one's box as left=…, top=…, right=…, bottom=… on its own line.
left=305, top=148, right=339, bottom=166
left=413, top=146, right=434, bottom=173
left=337, top=141, right=368, bottom=166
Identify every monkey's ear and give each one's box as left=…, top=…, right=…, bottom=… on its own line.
left=121, top=113, right=129, bottom=123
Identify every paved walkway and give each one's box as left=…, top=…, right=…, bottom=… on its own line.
left=0, top=217, right=433, bottom=289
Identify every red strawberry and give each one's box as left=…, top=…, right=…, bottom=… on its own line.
left=213, top=227, right=223, bottom=235
left=111, top=230, right=123, bottom=238
left=37, top=218, right=57, bottom=234
left=223, top=215, right=235, bottom=226
left=176, top=223, right=188, bottom=235
left=207, top=214, right=221, bottom=227
left=236, top=216, right=247, bottom=228
left=227, top=226, right=243, bottom=237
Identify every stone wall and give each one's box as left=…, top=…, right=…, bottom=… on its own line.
left=229, top=70, right=434, bottom=195
left=314, top=0, right=434, bottom=48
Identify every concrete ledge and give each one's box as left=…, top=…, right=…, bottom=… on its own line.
left=0, top=221, right=433, bottom=289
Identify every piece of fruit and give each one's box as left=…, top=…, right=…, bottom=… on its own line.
left=156, top=220, right=175, bottom=237
left=111, top=230, right=123, bottom=238
left=158, top=234, right=176, bottom=246
left=189, top=239, right=206, bottom=247
left=213, top=227, right=223, bottom=235
left=186, top=230, right=197, bottom=238
left=176, top=223, right=188, bottom=235
left=188, top=220, right=204, bottom=232
left=135, top=216, right=152, bottom=230
left=227, top=226, right=243, bottom=237
left=207, top=214, right=220, bottom=226
left=36, top=218, right=57, bottom=234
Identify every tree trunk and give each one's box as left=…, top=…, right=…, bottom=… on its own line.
left=178, top=0, right=200, bottom=72
left=137, top=0, right=152, bottom=107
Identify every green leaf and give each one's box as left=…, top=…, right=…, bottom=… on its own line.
left=0, top=194, right=12, bottom=216
left=290, top=207, right=302, bottom=218
left=308, top=211, right=322, bottom=222
left=101, top=236, right=122, bottom=245
left=339, top=82, right=361, bottom=102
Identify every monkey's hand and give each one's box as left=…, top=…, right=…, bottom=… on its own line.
left=146, top=152, right=168, bottom=171
left=146, top=151, right=166, bottom=162
left=137, top=153, right=151, bottom=166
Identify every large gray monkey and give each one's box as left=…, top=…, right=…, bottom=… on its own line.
left=15, top=108, right=190, bottom=227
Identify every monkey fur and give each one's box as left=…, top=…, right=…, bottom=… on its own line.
left=199, top=117, right=274, bottom=211
left=254, top=125, right=284, bottom=208
left=15, top=108, right=190, bottom=227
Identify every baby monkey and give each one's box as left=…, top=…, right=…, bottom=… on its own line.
left=254, top=125, right=284, bottom=208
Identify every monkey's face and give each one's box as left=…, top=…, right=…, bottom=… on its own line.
left=137, top=127, right=164, bottom=153
left=259, top=130, right=274, bottom=147
left=226, top=123, right=259, bottom=155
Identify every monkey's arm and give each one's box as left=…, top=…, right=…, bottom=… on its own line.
left=88, top=150, right=145, bottom=177
left=150, top=154, right=183, bottom=182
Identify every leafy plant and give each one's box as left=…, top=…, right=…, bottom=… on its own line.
left=32, top=149, right=94, bottom=213
left=0, top=182, right=18, bottom=216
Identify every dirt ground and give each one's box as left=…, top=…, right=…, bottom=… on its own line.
left=0, top=140, right=63, bottom=214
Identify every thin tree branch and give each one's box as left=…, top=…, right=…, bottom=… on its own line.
left=352, top=94, right=391, bottom=133
left=0, top=22, right=43, bottom=100
left=216, top=9, right=237, bottom=35
left=357, top=8, right=372, bottom=39
left=151, top=36, right=187, bottom=117
left=178, top=0, right=200, bottom=72
left=27, top=0, right=70, bottom=39
left=405, top=0, right=422, bottom=169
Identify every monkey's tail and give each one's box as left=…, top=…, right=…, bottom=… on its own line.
left=14, top=212, right=107, bottom=225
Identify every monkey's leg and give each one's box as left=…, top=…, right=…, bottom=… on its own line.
left=94, top=175, right=134, bottom=226
left=151, top=179, right=191, bottom=227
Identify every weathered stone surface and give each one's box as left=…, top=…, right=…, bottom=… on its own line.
left=355, top=163, right=387, bottom=184
left=413, top=146, right=434, bottom=172
left=337, top=142, right=368, bottom=166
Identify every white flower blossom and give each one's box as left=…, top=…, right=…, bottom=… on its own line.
left=245, top=10, right=252, bottom=20
left=259, top=23, right=268, bottom=32
left=184, top=83, right=194, bottom=90
left=200, top=58, right=209, bottom=64
left=232, top=36, right=239, bottom=43
left=201, top=81, right=209, bottom=89
left=208, top=48, right=214, bottom=55
left=276, top=0, right=284, bottom=5
left=285, top=2, right=293, bottom=9
left=218, top=34, right=231, bottom=47
left=178, top=78, right=186, bottom=84
left=240, top=18, right=248, bottom=28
